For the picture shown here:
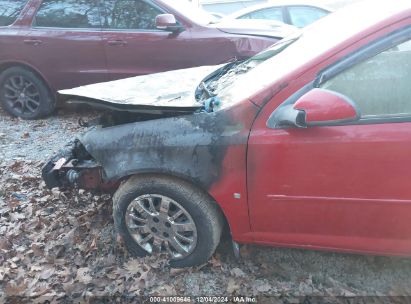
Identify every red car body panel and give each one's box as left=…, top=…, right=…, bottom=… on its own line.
left=242, top=14, right=411, bottom=255
left=0, top=0, right=282, bottom=92
left=208, top=101, right=259, bottom=238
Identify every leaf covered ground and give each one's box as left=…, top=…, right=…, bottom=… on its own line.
left=1, top=108, right=411, bottom=303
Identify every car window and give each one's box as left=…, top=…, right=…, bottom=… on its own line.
left=0, top=0, right=28, bottom=26
left=101, top=0, right=163, bottom=30
left=320, top=39, right=411, bottom=118
left=239, top=7, right=283, bottom=22
left=288, top=6, right=328, bottom=28
left=34, top=0, right=101, bottom=28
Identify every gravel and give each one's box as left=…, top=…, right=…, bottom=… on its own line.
left=1, top=106, right=411, bottom=299
left=0, top=106, right=96, bottom=164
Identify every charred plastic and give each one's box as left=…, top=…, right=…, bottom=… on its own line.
left=42, top=111, right=181, bottom=191
left=42, top=61, right=249, bottom=192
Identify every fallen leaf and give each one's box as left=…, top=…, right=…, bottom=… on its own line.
left=39, top=267, right=55, bottom=280
left=124, top=259, right=144, bottom=274
left=30, top=265, right=42, bottom=272
left=209, top=254, right=222, bottom=268
left=231, top=267, right=246, bottom=278
left=170, top=268, right=185, bottom=277
left=227, top=278, right=240, bottom=294
left=5, top=280, right=28, bottom=296
left=0, top=238, right=12, bottom=250
left=76, top=267, right=92, bottom=284
left=0, top=267, right=10, bottom=281
left=255, top=280, right=271, bottom=293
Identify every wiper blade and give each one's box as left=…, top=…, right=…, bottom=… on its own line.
left=199, top=81, right=216, bottom=99
left=195, top=60, right=242, bottom=101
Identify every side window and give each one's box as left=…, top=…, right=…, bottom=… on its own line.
left=0, top=0, right=28, bottom=26
left=102, top=0, right=163, bottom=30
left=320, top=39, right=411, bottom=118
left=34, top=0, right=101, bottom=28
left=240, top=7, right=283, bottom=23
left=288, top=6, right=328, bottom=28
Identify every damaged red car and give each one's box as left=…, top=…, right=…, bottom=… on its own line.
left=43, top=0, right=411, bottom=267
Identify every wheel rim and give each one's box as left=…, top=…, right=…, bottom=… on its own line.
left=3, top=75, right=41, bottom=115
left=125, top=194, right=198, bottom=259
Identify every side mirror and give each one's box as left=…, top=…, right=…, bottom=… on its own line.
left=268, top=88, right=361, bottom=128
left=155, top=14, right=183, bottom=32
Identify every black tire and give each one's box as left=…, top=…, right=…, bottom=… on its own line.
left=0, top=66, right=55, bottom=119
left=113, top=174, right=224, bottom=268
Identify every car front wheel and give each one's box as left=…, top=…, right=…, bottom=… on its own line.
left=113, top=175, right=224, bottom=268
left=0, top=66, right=55, bottom=119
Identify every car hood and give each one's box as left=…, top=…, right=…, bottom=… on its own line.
left=58, top=65, right=223, bottom=114
left=214, top=19, right=298, bottom=39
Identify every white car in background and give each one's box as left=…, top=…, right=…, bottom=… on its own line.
left=224, top=1, right=333, bottom=28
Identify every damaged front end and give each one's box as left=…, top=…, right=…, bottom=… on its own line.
left=42, top=66, right=220, bottom=192
left=42, top=140, right=118, bottom=192
left=42, top=59, right=264, bottom=192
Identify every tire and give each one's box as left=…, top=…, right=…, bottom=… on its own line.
left=113, top=174, right=224, bottom=268
left=0, top=66, right=55, bottom=119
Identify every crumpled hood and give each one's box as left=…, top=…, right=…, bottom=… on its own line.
left=215, top=19, right=298, bottom=39
left=58, top=65, right=223, bottom=113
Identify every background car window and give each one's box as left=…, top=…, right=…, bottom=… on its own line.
left=0, top=0, right=28, bottom=26
left=288, top=6, right=328, bottom=28
left=320, top=39, right=411, bottom=118
left=239, top=7, right=283, bottom=23
left=102, top=0, right=162, bottom=30
left=34, top=0, right=101, bottom=28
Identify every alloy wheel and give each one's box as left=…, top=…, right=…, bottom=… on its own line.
left=3, top=75, right=41, bottom=116
left=125, top=194, right=197, bottom=259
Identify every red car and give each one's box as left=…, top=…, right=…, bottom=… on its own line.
left=43, top=0, right=411, bottom=267
left=0, top=0, right=294, bottom=119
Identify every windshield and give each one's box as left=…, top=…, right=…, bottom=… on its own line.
left=161, top=0, right=217, bottom=25
left=198, top=36, right=299, bottom=110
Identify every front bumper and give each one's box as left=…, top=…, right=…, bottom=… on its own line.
left=41, top=141, right=117, bottom=191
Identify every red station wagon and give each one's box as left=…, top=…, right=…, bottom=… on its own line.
left=0, top=0, right=294, bottom=119
left=43, top=0, right=411, bottom=267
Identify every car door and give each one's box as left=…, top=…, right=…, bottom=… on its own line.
left=19, top=0, right=108, bottom=90
left=247, top=32, right=411, bottom=255
left=285, top=6, right=329, bottom=28
left=100, top=0, right=195, bottom=80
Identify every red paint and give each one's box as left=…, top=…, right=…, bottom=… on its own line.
left=209, top=101, right=259, bottom=239
left=294, top=88, right=359, bottom=124
left=209, top=4, right=411, bottom=256
left=0, top=0, right=280, bottom=92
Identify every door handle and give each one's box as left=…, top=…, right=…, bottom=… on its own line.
left=23, top=39, right=43, bottom=46
left=107, top=40, right=127, bottom=46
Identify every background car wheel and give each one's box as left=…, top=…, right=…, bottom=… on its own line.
left=113, top=175, right=224, bottom=268
left=0, top=66, right=55, bottom=119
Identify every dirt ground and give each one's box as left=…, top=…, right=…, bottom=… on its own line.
left=1, top=106, right=411, bottom=303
